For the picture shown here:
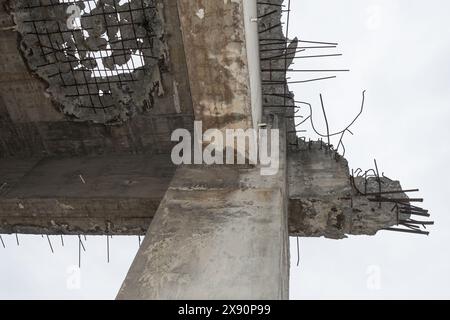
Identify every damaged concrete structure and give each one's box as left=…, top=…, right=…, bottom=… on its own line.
left=1, top=0, right=194, bottom=156
left=13, top=0, right=167, bottom=123
left=287, top=141, right=431, bottom=239
left=0, top=0, right=432, bottom=299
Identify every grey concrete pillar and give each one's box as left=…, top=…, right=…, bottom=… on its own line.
left=117, top=119, right=289, bottom=300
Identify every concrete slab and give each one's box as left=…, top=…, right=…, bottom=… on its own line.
left=0, top=0, right=194, bottom=158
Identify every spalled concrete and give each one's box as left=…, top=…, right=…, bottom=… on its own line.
left=288, top=140, right=412, bottom=239
left=0, top=0, right=194, bottom=158
left=257, top=0, right=298, bottom=146
left=12, top=0, right=168, bottom=123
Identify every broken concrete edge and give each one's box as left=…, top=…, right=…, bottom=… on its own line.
left=257, top=0, right=298, bottom=147
left=11, top=0, right=168, bottom=124
left=0, top=0, right=195, bottom=158
left=288, top=140, right=432, bottom=239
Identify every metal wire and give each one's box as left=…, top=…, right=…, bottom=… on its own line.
left=349, top=162, right=433, bottom=236
left=16, top=0, right=158, bottom=113
left=0, top=235, right=5, bottom=248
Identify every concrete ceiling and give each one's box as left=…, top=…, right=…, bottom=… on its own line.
left=0, top=0, right=194, bottom=158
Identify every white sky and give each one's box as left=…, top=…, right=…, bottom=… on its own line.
left=288, top=0, right=450, bottom=299
left=1, top=0, right=449, bottom=299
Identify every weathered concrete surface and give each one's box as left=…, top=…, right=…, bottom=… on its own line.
left=0, top=0, right=194, bottom=157
left=117, top=116, right=289, bottom=300
left=176, top=0, right=253, bottom=131
left=0, top=154, right=175, bottom=235
left=288, top=141, right=412, bottom=239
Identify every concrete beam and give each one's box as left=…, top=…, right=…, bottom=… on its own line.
left=0, top=155, right=175, bottom=235
left=0, top=144, right=413, bottom=238
left=287, top=141, right=416, bottom=239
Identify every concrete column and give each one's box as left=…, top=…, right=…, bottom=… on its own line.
left=117, top=117, right=289, bottom=300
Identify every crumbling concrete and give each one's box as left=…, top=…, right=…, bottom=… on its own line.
left=258, top=0, right=298, bottom=146
left=12, top=0, right=166, bottom=123
left=0, top=0, right=194, bottom=158
left=288, top=140, right=412, bottom=239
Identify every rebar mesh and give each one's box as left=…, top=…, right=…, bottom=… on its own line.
left=13, top=0, right=165, bottom=123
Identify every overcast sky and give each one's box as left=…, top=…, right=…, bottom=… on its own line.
left=288, top=0, right=450, bottom=299
left=1, top=0, right=449, bottom=299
